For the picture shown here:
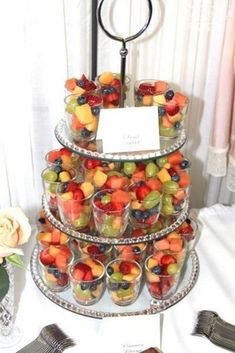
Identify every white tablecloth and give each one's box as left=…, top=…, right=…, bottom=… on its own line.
left=2, top=203, right=235, bottom=353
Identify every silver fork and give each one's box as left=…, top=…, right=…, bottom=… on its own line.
left=16, top=324, right=75, bottom=353
left=192, top=310, right=235, bottom=352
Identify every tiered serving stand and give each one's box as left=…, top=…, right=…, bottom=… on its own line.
left=30, top=0, right=199, bottom=319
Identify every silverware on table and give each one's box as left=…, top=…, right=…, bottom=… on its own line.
left=192, top=310, right=235, bottom=352
left=16, top=323, right=75, bottom=353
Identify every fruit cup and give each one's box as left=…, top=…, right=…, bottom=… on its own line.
left=114, top=243, right=147, bottom=265
left=176, top=217, right=199, bottom=251
left=106, top=259, right=142, bottom=306
left=81, top=158, right=126, bottom=190
left=92, top=189, right=130, bottom=238
left=96, top=71, right=130, bottom=108
left=160, top=181, right=190, bottom=216
left=154, top=89, right=189, bottom=138
left=65, top=91, right=102, bottom=142
left=129, top=181, right=162, bottom=229
left=144, top=252, right=183, bottom=300
left=57, top=180, right=94, bottom=230
left=78, top=241, right=113, bottom=264
left=134, top=79, right=169, bottom=107
left=41, top=166, right=77, bottom=209
left=69, top=257, right=105, bottom=306
left=37, top=227, right=69, bottom=249
left=45, top=147, right=81, bottom=174
left=65, top=74, right=97, bottom=95
left=38, top=244, right=73, bottom=292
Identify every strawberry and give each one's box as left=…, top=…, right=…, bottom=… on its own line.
left=87, top=245, right=101, bottom=255
left=105, top=92, right=119, bottom=103
left=166, top=102, right=180, bottom=116
left=138, top=83, right=155, bottom=95
left=83, top=270, right=93, bottom=281
left=73, top=189, right=85, bottom=201
left=111, top=78, right=120, bottom=88
left=39, top=251, right=55, bottom=266
left=136, top=184, right=151, bottom=200
left=160, top=254, right=177, bottom=265
left=57, top=273, right=69, bottom=286
left=84, top=158, right=101, bottom=169
left=119, top=261, right=133, bottom=275
left=66, top=181, right=79, bottom=192
left=60, top=148, right=72, bottom=156
left=132, top=229, right=145, bottom=237
left=86, top=94, right=102, bottom=107
left=149, top=282, right=162, bottom=296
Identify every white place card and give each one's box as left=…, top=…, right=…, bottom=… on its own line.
left=96, top=314, right=161, bottom=353
left=96, top=106, right=160, bottom=153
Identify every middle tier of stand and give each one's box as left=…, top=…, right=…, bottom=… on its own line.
left=42, top=195, right=190, bottom=245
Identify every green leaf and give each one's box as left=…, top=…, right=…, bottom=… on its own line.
left=0, top=265, right=9, bottom=302
left=7, top=254, right=24, bottom=269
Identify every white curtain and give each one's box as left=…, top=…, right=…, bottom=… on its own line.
left=0, top=0, right=234, bottom=223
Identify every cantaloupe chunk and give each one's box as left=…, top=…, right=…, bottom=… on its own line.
left=169, top=238, right=183, bottom=252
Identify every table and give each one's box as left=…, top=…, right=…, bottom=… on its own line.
left=2, top=203, right=235, bottom=353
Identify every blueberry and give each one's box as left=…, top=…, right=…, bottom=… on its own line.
left=101, top=161, right=109, bottom=167
left=136, top=95, right=143, bottom=102
left=108, top=86, right=117, bottom=93
left=120, top=282, right=130, bottom=290
left=77, top=95, right=87, bottom=105
left=54, top=158, right=63, bottom=165
left=158, top=106, right=166, bottom=117
left=165, top=90, right=175, bottom=101
left=180, top=160, right=190, bottom=169
left=99, top=244, right=107, bottom=253
left=81, top=128, right=91, bottom=138
left=175, top=122, right=181, bottom=129
left=81, top=282, right=90, bottom=291
left=152, top=265, right=161, bottom=275
left=54, top=165, right=62, bottom=174
left=47, top=265, right=56, bottom=274
left=136, top=180, right=145, bottom=187
left=96, top=191, right=106, bottom=200
left=171, top=174, right=180, bottom=182
left=76, top=79, right=84, bottom=88
left=90, top=282, right=97, bottom=291
left=102, top=87, right=110, bottom=95
left=132, top=246, right=141, bottom=254
left=61, top=182, right=68, bottom=192
left=131, top=209, right=143, bottom=220
left=107, top=266, right=114, bottom=276
left=91, top=106, right=100, bottom=116
left=38, top=217, right=46, bottom=224
left=186, top=218, right=191, bottom=224
left=142, top=210, right=150, bottom=220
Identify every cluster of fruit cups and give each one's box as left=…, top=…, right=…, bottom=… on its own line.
left=64, top=91, right=102, bottom=143
left=134, top=79, right=189, bottom=138
left=96, top=71, right=130, bottom=108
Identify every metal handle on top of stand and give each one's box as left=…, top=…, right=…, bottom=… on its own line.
left=97, top=0, right=153, bottom=107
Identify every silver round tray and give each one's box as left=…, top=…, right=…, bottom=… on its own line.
left=55, top=118, right=187, bottom=162
left=30, top=246, right=199, bottom=319
left=42, top=195, right=190, bottom=245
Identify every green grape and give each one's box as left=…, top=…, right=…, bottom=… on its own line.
left=123, top=162, right=137, bottom=176
left=145, top=162, right=159, bottom=178
left=43, top=170, right=58, bottom=182
left=156, top=156, right=168, bottom=168
left=167, top=263, right=179, bottom=275
left=65, top=98, right=78, bottom=114
left=162, top=194, right=172, bottom=205
left=102, top=224, right=118, bottom=237
left=143, top=190, right=161, bottom=209
left=161, top=204, right=175, bottom=215
left=162, top=181, right=179, bottom=194
left=75, top=285, right=91, bottom=298
left=110, top=272, right=123, bottom=282
left=107, top=170, right=123, bottom=177
left=101, top=195, right=111, bottom=204
left=159, top=126, right=176, bottom=138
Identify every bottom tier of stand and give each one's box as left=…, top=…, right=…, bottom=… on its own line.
left=30, top=246, right=199, bottom=319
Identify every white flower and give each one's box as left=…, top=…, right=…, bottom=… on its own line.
left=0, top=207, right=31, bottom=259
